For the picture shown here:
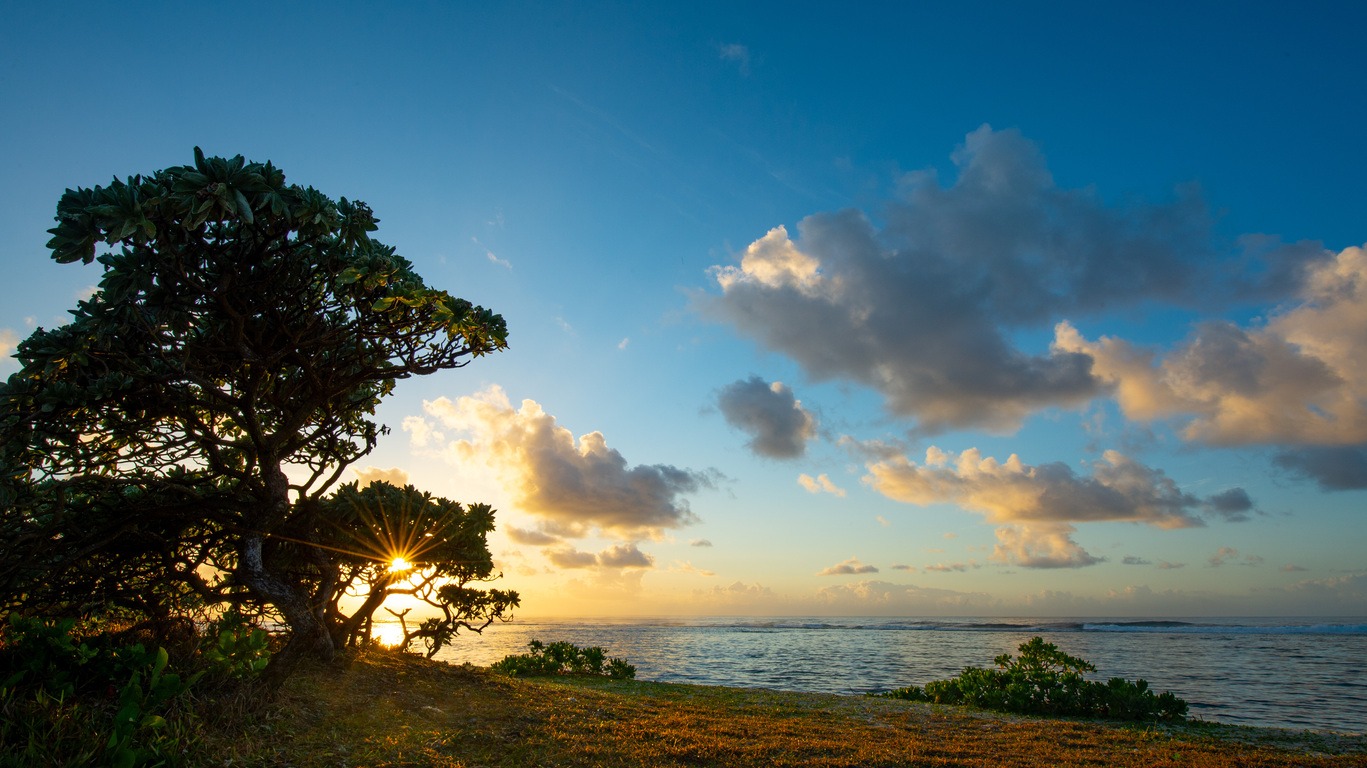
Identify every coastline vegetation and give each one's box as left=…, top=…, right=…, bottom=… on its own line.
left=201, top=647, right=1367, bottom=767
left=872, top=636, right=1189, bottom=722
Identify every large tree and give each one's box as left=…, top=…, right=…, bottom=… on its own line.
left=0, top=149, right=511, bottom=680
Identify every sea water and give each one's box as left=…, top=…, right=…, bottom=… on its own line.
left=415, top=616, right=1366, bottom=734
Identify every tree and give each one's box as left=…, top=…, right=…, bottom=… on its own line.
left=0, top=149, right=510, bottom=682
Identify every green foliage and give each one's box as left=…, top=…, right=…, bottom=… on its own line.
left=199, top=609, right=272, bottom=681
left=0, top=148, right=511, bottom=681
left=873, top=636, right=1188, bottom=722
left=0, top=615, right=202, bottom=766
left=491, top=640, right=636, bottom=680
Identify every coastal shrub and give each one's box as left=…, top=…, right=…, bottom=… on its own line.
left=0, top=614, right=203, bottom=766
left=874, top=636, right=1188, bottom=722
left=491, top=639, right=636, bottom=679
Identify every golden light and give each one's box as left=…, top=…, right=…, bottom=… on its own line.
left=371, top=622, right=406, bottom=648
left=388, top=556, right=414, bottom=573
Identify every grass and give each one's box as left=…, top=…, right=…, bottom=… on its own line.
left=195, top=648, right=1366, bottom=767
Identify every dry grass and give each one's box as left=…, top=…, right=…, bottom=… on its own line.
left=197, top=648, right=1366, bottom=767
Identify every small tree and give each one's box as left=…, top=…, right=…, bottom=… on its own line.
left=307, top=480, right=519, bottom=657
left=0, top=149, right=509, bottom=682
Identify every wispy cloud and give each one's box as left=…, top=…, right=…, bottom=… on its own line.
left=718, top=43, right=751, bottom=75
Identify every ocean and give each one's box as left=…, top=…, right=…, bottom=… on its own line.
left=411, top=616, right=1366, bottom=734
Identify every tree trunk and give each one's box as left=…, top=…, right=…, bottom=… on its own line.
left=238, top=532, right=335, bottom=688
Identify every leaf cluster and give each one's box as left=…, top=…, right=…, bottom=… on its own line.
left=490, top=639, right=636, bottom=680
left=874, top=636, right=1188, bottom=722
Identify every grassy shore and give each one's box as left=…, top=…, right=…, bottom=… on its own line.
left=198, top=648, right=1365, bottom=767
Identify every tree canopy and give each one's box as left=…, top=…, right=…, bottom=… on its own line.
left=0, top=149, right=515, bottom=681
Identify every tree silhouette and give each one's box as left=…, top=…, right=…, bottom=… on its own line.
left=0, top=149, right=510, bottom=682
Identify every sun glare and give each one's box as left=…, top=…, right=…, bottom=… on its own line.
left=372, top=622, right=406, bottom=648
left=388, top=556, right=413, bottom=573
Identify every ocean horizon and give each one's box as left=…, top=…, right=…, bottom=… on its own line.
left=393, top=615, right=1367, bottom=734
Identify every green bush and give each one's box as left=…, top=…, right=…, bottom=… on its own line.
left=873, top=636, right=1188, bottom=722
left=0, top=615, right=205, bottom=766
left=490, top=640, right=636, bottom=680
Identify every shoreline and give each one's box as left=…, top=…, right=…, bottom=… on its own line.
left=199, top=649, right=1367, bottom=767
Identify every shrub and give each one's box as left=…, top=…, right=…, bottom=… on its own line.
left=873, top=636, right=1188, bottom=722
left=490, top=640, right=636, bottom=679
left=0, top=615, right=204, bottom=766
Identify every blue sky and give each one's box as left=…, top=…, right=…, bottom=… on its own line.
left=3, top=2, right=1365, bottom=617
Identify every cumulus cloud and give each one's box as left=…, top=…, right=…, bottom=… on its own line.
left=1273, top=446, right=1367, bottom=491
left=506, top=526, right=562, bottom=546
left=716, top=377, right=817, bottom=458
left=547, top=543, right=654, bottom=570
left=1054, top=245, right=1367, bottom=448
left=352, top=466, right=410, bottom=487
left=797, top=473, right=846, bottom=496
left=817, top=556, right=879, bottom=576
left=409, top=386, right=715, bottom=539
left=864, top=446, right=1245, bottom=567
left=701, top=126, right=1288, bottom=434
left=0, top=323, right=18, bottom=368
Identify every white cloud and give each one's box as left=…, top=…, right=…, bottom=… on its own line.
left=717, top=376, right=817, bottom=458
left=797, top=473, right=845, bottom=496
left=1054, top=245, right=1367, bottom=454
left=816, top=556, right=879, bottom=576
left=0, top=328, right=18, bottom=371
left=701, top=126, right=1284, bottom=434
left=409, top=386, right=714, bottom=539
left=864, top=446, right=1249, bottom=568
left=352, top=466, right=410, bottom=487
left=718, top=42, right=751, bottom=74
left=546, top=543, right=654, bottom=570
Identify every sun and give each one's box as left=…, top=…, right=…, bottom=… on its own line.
left=387, top=556, right=414, bottom=573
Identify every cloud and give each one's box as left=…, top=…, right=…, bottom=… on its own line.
left=1203, top=488, right=1256, bottom=522
left=1054, top=245, right=1367, bottom=448
left=1207, top=546, right=1249, bottom=567
left=813, top=580, right=992, bottom=612
left=1157, top=560, right=1187, bottom=570
left=716, top=377, right=817, bottom=458
left=352, top=466, right=410, bottom=487
left=797, top=473, right=846, bottom=496
left=617, top=337, right=630, bottom=350
left=864, top=446, right=1241, bottom=567
left=1121, top=556, right=1152, bottom=566
left=689, top=538, right=713, bottom=547
left=1282, top=564, right=1309, bottom=572
left=718, top=43, right=751, bottom=74
left=1273, top=446, right=1367, bottom=491
left=0, top=328, right=19, bottom=371
left=875, top=515, right=891, bottom=527
left=671, top=561, right=716, bottom=577
left=546, top=543, right=654, bottom=570
left=817, top=556, right=879, bottom=576
left=410, top=386, right=715, bottom=539
left=923, top=561, right=978, bottom=573
left=506, top=526, right=562, bottom=546
left=701, top=126, right=1276, bottom=434
left=890, top=564, right=915, bottom=571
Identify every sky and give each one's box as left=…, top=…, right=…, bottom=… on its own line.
left=3, top=2, right=1366, bottom=618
